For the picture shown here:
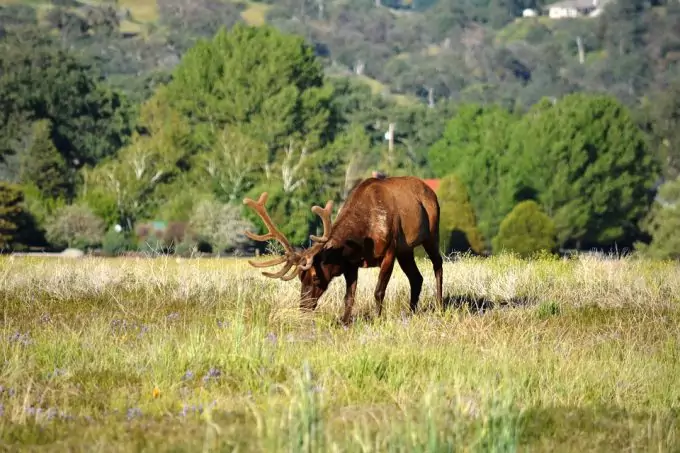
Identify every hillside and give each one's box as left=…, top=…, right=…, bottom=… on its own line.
left=2, top=0, right=678, bottom=110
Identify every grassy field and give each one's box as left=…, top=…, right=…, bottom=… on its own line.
left=1, top=253, right=679, bottom=452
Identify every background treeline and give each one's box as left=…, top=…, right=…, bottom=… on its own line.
left=0, top=0, right=679, bottom=259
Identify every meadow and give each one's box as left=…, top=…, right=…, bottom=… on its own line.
left=1, top=253, right=679, bottom=452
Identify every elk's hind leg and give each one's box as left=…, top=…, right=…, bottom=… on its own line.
left=374, top=249, right=396, bottom=318
left=422, top=239, right=443, bottom=308
left=396, top=250, right=423, bottom=313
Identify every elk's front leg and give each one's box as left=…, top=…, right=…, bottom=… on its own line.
left=374, top=249, right=396, bottom=318
left=341, top=266, right=359, bottom=326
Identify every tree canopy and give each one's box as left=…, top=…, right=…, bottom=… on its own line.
left=508, top=93, right=660, bottom=250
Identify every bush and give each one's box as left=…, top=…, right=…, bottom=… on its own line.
left=636, top=177, right=680, bottom=260
left=436, top=174, right=485, bottom=255
left=0, top=182, right=24, bottom=249
left=44, top=204, right=106, bottom=250
left=189, top=198, right=254, bottom=255
left=492, top=200, right=557, bottom=257
left=101, top=227, right=135, bottom=256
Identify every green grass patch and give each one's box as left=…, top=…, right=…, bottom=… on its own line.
left=0, top=254, right=679, bottom=450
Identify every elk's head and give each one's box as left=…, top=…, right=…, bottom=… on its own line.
left=243, top=192, right=343, bottom=310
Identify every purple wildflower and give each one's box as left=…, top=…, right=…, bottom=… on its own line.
left=46, top=408, right=57, bottom=420
left=127, top=407, right=142, bottom=420
left=182, top=370, right=194, bottom=381
left=9, top=331, right=32, bottom=346
left=166, top=312, right=180, bottom=321
left=202, top=367, right=221, bottom=383
left=47, top=368, right=67, bottom=379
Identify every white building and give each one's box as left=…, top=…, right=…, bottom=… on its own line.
left=546, top=0, right=602, bottom=18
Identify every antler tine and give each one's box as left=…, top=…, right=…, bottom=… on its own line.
left=243, top=192, right=296, bottom=255
left=247, top=256, right=288, bottom=268
left=309, top=200, right=334, bottom=243
left=261, top=260, right=296, bottom=279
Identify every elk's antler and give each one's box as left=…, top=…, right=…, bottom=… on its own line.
left=243, top=192, right=336, bottom=277
left=243, top=192, right=305, bottom=280
left=309, top=200, right=333, bottom=244
left=299, top=200, right=335, bottom=271
left=243, top=193, right=296, bottom=255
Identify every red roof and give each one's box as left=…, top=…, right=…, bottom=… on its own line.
left=422, top=179, right=440, bottom=192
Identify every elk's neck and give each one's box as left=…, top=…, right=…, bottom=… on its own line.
left=327, top=206, right=370, bottom=247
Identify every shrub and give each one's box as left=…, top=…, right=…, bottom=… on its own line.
left=189, top=198, right=254, bottom=255
left=492, top=200, right=557, bottom=257
left=101, top=227, right=135, bottom=256
left=44, top=204, right=106, bottom=250
left=436, top=174, right=485, bottom=255
left=0, top=182, right=24, bottom=249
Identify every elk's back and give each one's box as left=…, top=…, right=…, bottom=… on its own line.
left=337, top=176, right=440, bottom=255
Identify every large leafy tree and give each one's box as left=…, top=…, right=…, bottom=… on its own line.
left=637, top=177, right=680, bottom=260
left=639, top=80, right=680, bottom=180
left=0, top=27, right=135, bottom=172
left=508, top=93, right=660, bottom=250
left=162, top=23, right=340, bottom=244
left=164, top=23, right=336, bottom=160
left=427, top=103, right=521, bottom=245
left=83, top=88, right=196, bottom=229
left=19, top=119, right=71, bottom=200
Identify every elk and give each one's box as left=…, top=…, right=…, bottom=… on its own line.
left=243, top=175, right=443, bottom=325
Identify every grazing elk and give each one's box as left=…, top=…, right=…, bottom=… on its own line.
left=243, top=176, right=443, bottom=325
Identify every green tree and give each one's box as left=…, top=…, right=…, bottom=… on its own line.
left=86, top=87, right=196, bottom=229
left=436, top=173, right=485, bottom=254
left=0, top=182, right=24, bottom=249
left=508, top=93, right=659, bottom=250
left=162, top=23, right=340, bottom=243
left=164, top=23, right=336, bottom=160
left=639, top=81, right=680, bottom=180
left=636, top=178, right=680, bottom=260
left=427, top=103, right=520, bottom=245
left=492, top=200, right=557, bottom=257
left=19, top=119, right=71, bottom=200
left=0, top=28, right=135, bottom=170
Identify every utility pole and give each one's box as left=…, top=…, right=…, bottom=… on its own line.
left=387, top=122, right=395, bottom=169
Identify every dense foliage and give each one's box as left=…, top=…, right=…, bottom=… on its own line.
left=0, top=0, right=679, bottom=258
left=436, top=173, right=485, bottom=255
left=492, top=200, right=557, bottom=257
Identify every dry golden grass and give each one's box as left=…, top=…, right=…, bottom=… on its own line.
left=117, top=0, right=158, bottom=22
left=0, top=253, right=679, bottom=451
left=240, top=1, right=270, bottom=26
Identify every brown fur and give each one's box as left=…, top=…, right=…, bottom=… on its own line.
left=243, top=176, right=443, bottom=325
